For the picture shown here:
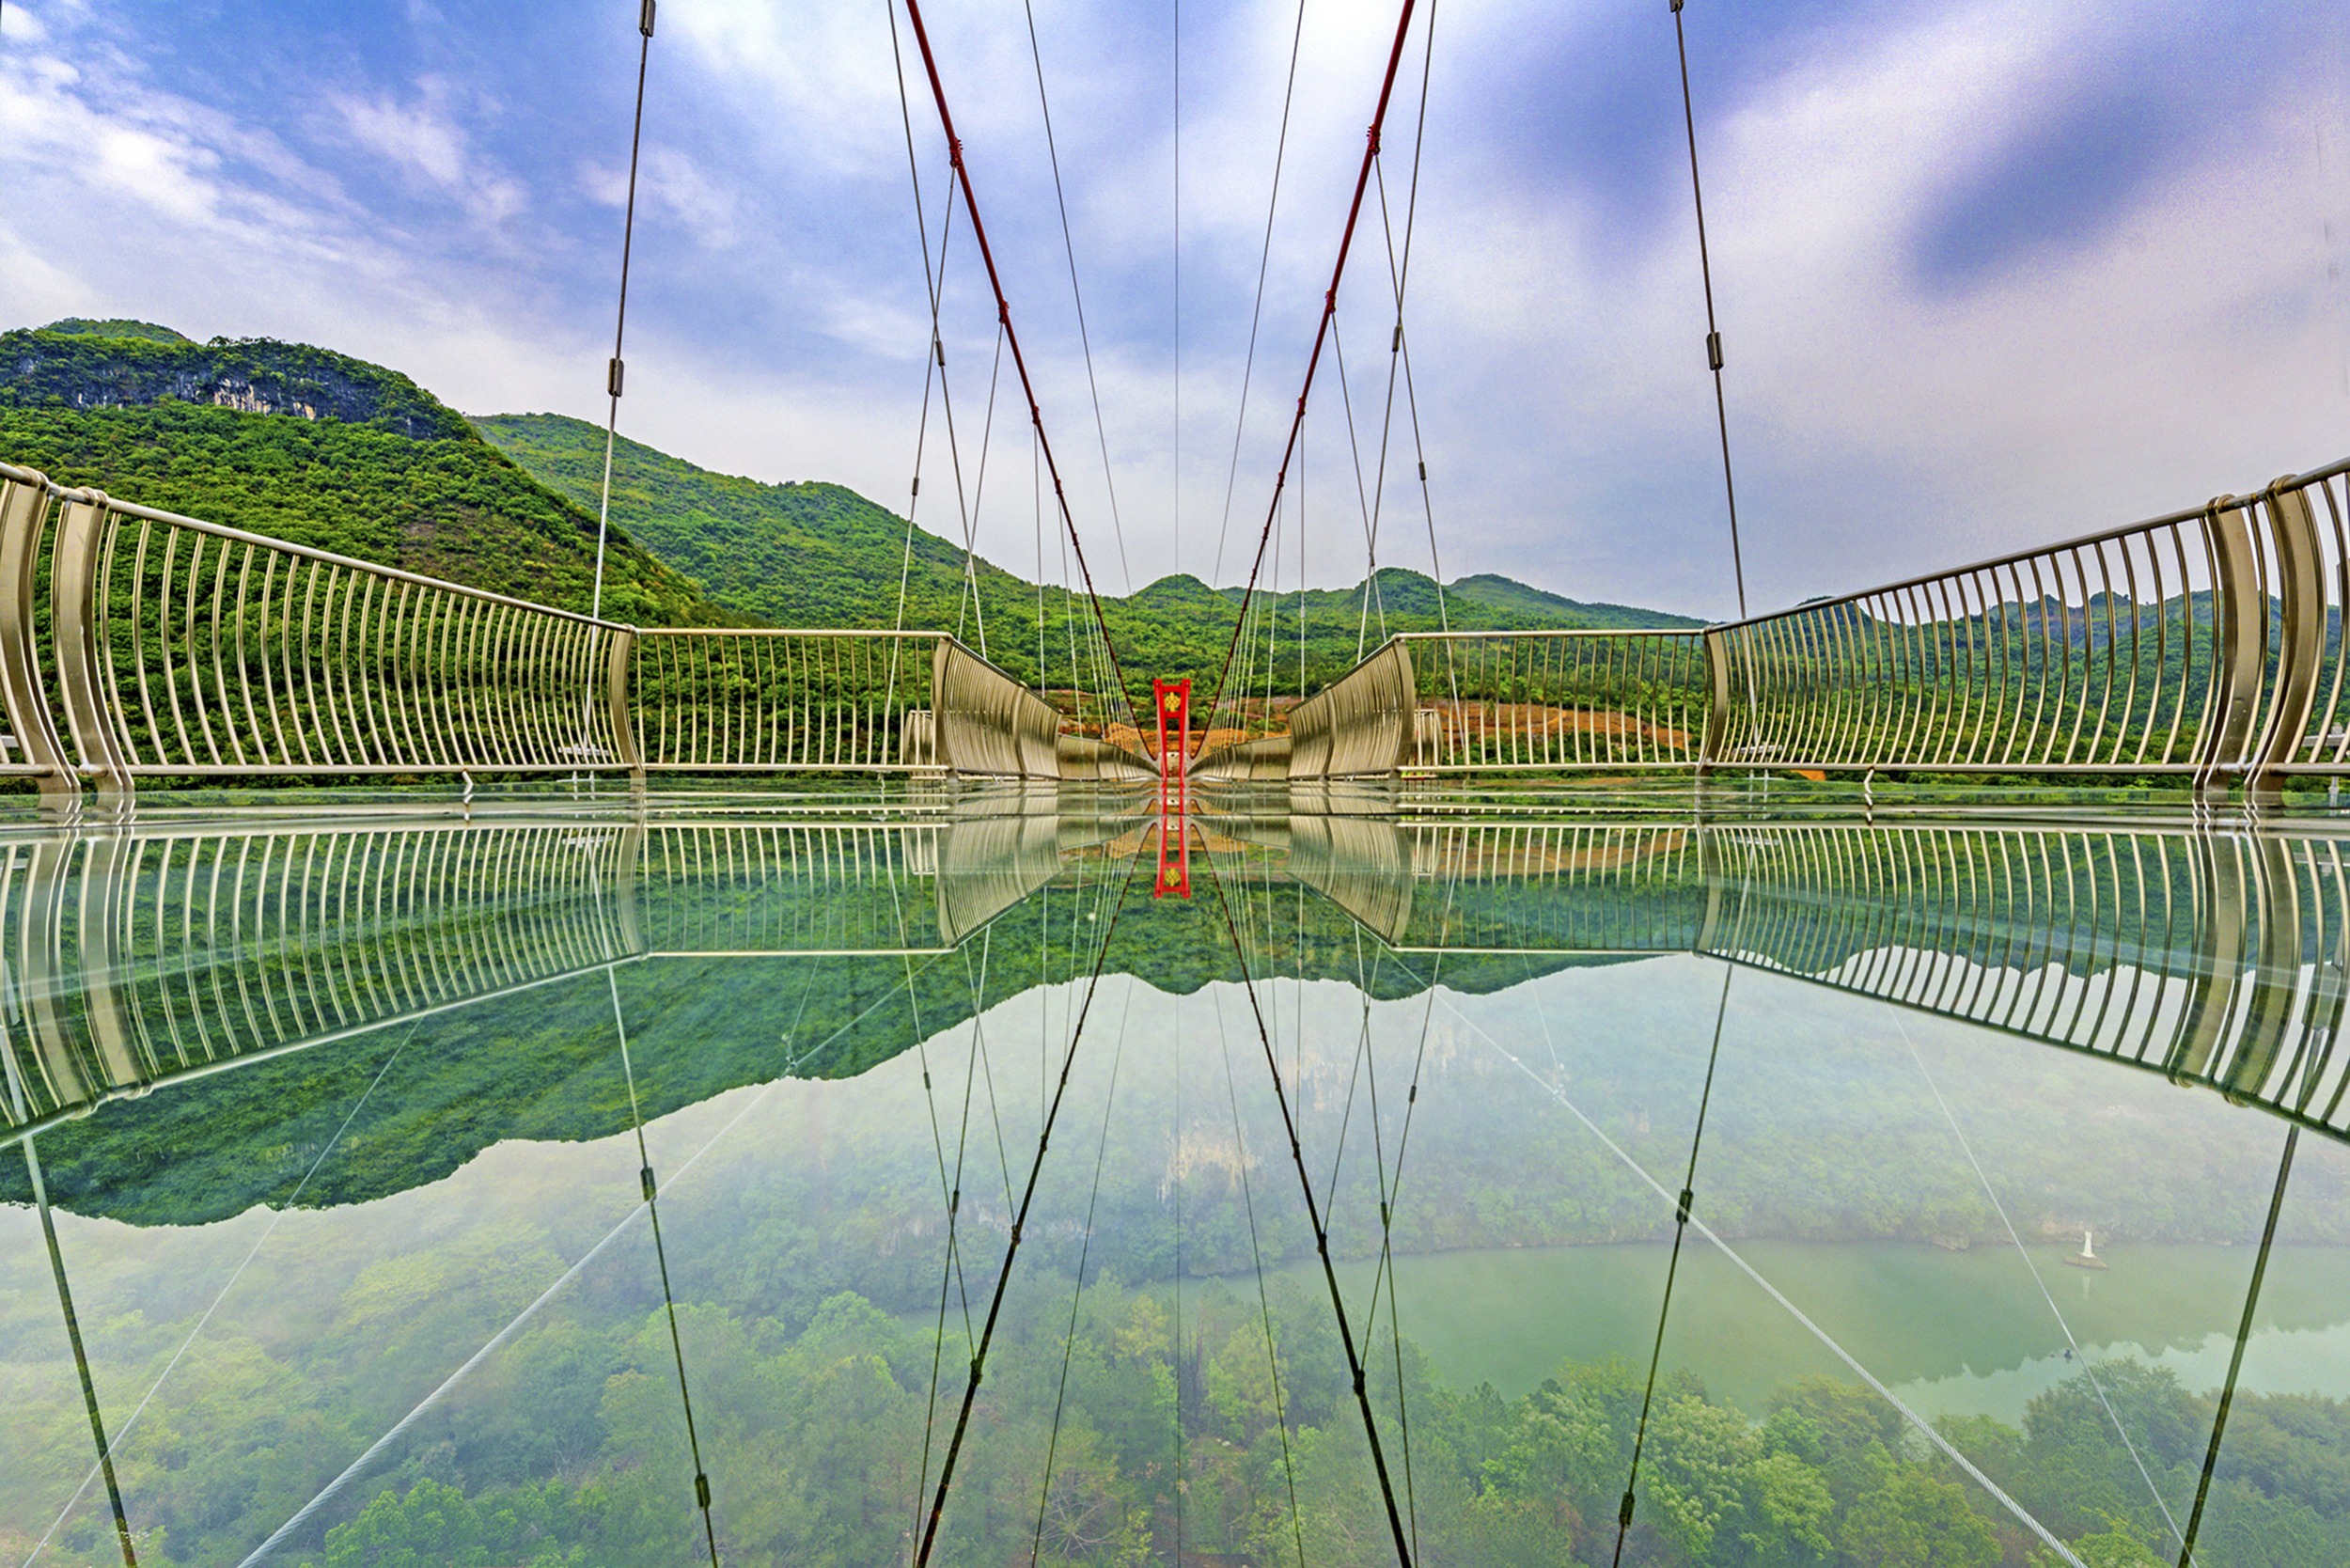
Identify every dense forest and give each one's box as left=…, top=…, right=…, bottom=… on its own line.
left=0, top=323, right=721, bottom=628
left=473, top=411, right=1696, bottom=694
left=0, top=320, right=1696, bottom=710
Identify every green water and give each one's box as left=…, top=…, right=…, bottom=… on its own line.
left=1303, top=1241, right=2350, bottom=1419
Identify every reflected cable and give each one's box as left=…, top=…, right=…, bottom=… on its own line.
left=1611, top=965, right=1734, bottom=1567
left=1432, top=974, right=2088, bottom=1566
left=24, top=1141, right=138, bottom=1567
left=1669, top=0, right=1747, bottom=619
left=590, top=0, right=659, bottom=626
left=1213, top=995, right=1309, bottom=1568
left=609, top=970, right=721, bottom=1567
left=1899, top=1016, right=2185, bottom=1553
left=20, top=1019, right=426, bottom=1568
left=2177, top=1124, right=2299, bottom=1568
left=1205, top=860, right=1418, bottom=1567
left=237, top=949, right=959, bottom=1567
left=1027, top=985, right=1136, bottom=1566
left=914, top=849, right=1145, bottom=1568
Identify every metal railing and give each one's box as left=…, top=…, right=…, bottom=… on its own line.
left=0, top=463, right=1154, bottom=792
left=1707, top=461, right=2350, bottom=789
left=1198, top=454, right=2350, bottom=795
left=0, top=805, right=1136, bottom=1148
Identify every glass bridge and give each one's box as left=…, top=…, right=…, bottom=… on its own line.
left=6, top=783, right=2350, bottom=1568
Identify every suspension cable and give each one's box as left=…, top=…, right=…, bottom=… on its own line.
left=899, top=0, right=1139, bottom=728
left=1212, top=995, right=1309, bottom=1568
left=1611, top=964, right=1732, bottom=1566
left=1020, top=0, right=1134, bottom=592
left=1207, top=0, right=1422, bottom=723
left=1363, top=4, right=1445, bottom=653
left=590, top=0, right=659, bottom=626
left=1669, top=0, right=1748, bottom=618
left=1211, top=0, right=1309, bottom=584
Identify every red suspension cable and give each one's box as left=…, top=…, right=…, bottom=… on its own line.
left=899, top=0, right=1139, bottom=730
left=1206, top=0, right=1420, bottom=718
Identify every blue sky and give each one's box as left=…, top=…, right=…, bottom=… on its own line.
left=1, top=0, right=2344, bottom=619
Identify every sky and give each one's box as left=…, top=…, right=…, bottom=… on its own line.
left=0, top=0, right=2344, bottom=621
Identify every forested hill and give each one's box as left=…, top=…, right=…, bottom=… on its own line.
left=0, top=321, right=724, bottom=625
left=0, top=319, right=1694, bottom=679
left=475, top=410, right=1698, bottom=692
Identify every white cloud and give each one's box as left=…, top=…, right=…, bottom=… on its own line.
left=329, top=76, right=527, bottom=226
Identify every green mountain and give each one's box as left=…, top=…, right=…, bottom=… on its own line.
left=0, top=323, right=724, bottom=626
left=474, top=410, right=1699, bottom=697
left=0, top=321, right=1695, bottom=695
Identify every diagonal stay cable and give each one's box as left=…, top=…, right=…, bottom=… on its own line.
left=1429, top=979, right=2088, bottom=1568
left=1896, top=1014, right=2185, bottom=1554
left=1027, top=984, right=1136, bottom=1567
left=16, top=1016, right=422, bottom=1568
left=1020, top=0, right=1133, bottom=592
left=1212, top=993, right=1309, bottom=1568
left=236, top=951, right=955, bottom=1567
left=1668, top=0, right=1748, bottom=617
left=1212, top=0, right=1310, bottom=583
left=610, top=969, right=721, bottom=1566
left=900, top=0, right=1140, bottom=728
left=1204, top=857, right=1418, bottom=1567
left=1208, top=0, right=1423, bottom=723
left=1611, top=964, right=1734, bottom=1567
left=589, top=0, right=659, bottom=626
left=914, top=848, right=1145, bottom=1567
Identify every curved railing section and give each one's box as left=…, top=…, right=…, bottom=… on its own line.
left=0, top=807, right=1133, bottom=1147
left=1202, top=454, right=2350, bottom=793
left=1705, top=465, right=2350, bottom=787
left=0, top=463, right=1154, bottom=792
left=1290, top=815, right=2350, bottom=1142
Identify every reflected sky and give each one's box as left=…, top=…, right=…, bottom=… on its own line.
left=5, top=791, right=2349, bottom=1567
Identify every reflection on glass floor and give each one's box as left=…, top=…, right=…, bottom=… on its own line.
left=6, top=789, right=2350, bottom=1566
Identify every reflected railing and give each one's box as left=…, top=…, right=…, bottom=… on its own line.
left=1281, top=814, right=2350, bottom=1141
left=0, top=801, right=1135, bottom=1148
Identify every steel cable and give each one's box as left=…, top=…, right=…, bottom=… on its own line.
left=1211, top=0, right=1311, bottom=584
left=590, top=0, right=659, bottom=627
left=1020, top=0, right=1134, bottom=593
left=1610, top=964, right=1733, bottom=1567
left=1669, top=0, right=1748, bottom=618
left=913, top=848, right=1144, bottom=1567
left=1203, top=856, right=1418, bottom=1567
left=609, top=970, right=721, bottom=1567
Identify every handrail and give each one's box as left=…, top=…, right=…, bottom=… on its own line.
left=0, top=463, right=1155, bottom=792
left=1224, top=451, right=2350, bottom=797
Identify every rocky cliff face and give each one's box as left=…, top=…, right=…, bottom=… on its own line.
left=0, top=321, right=474, bottom=440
